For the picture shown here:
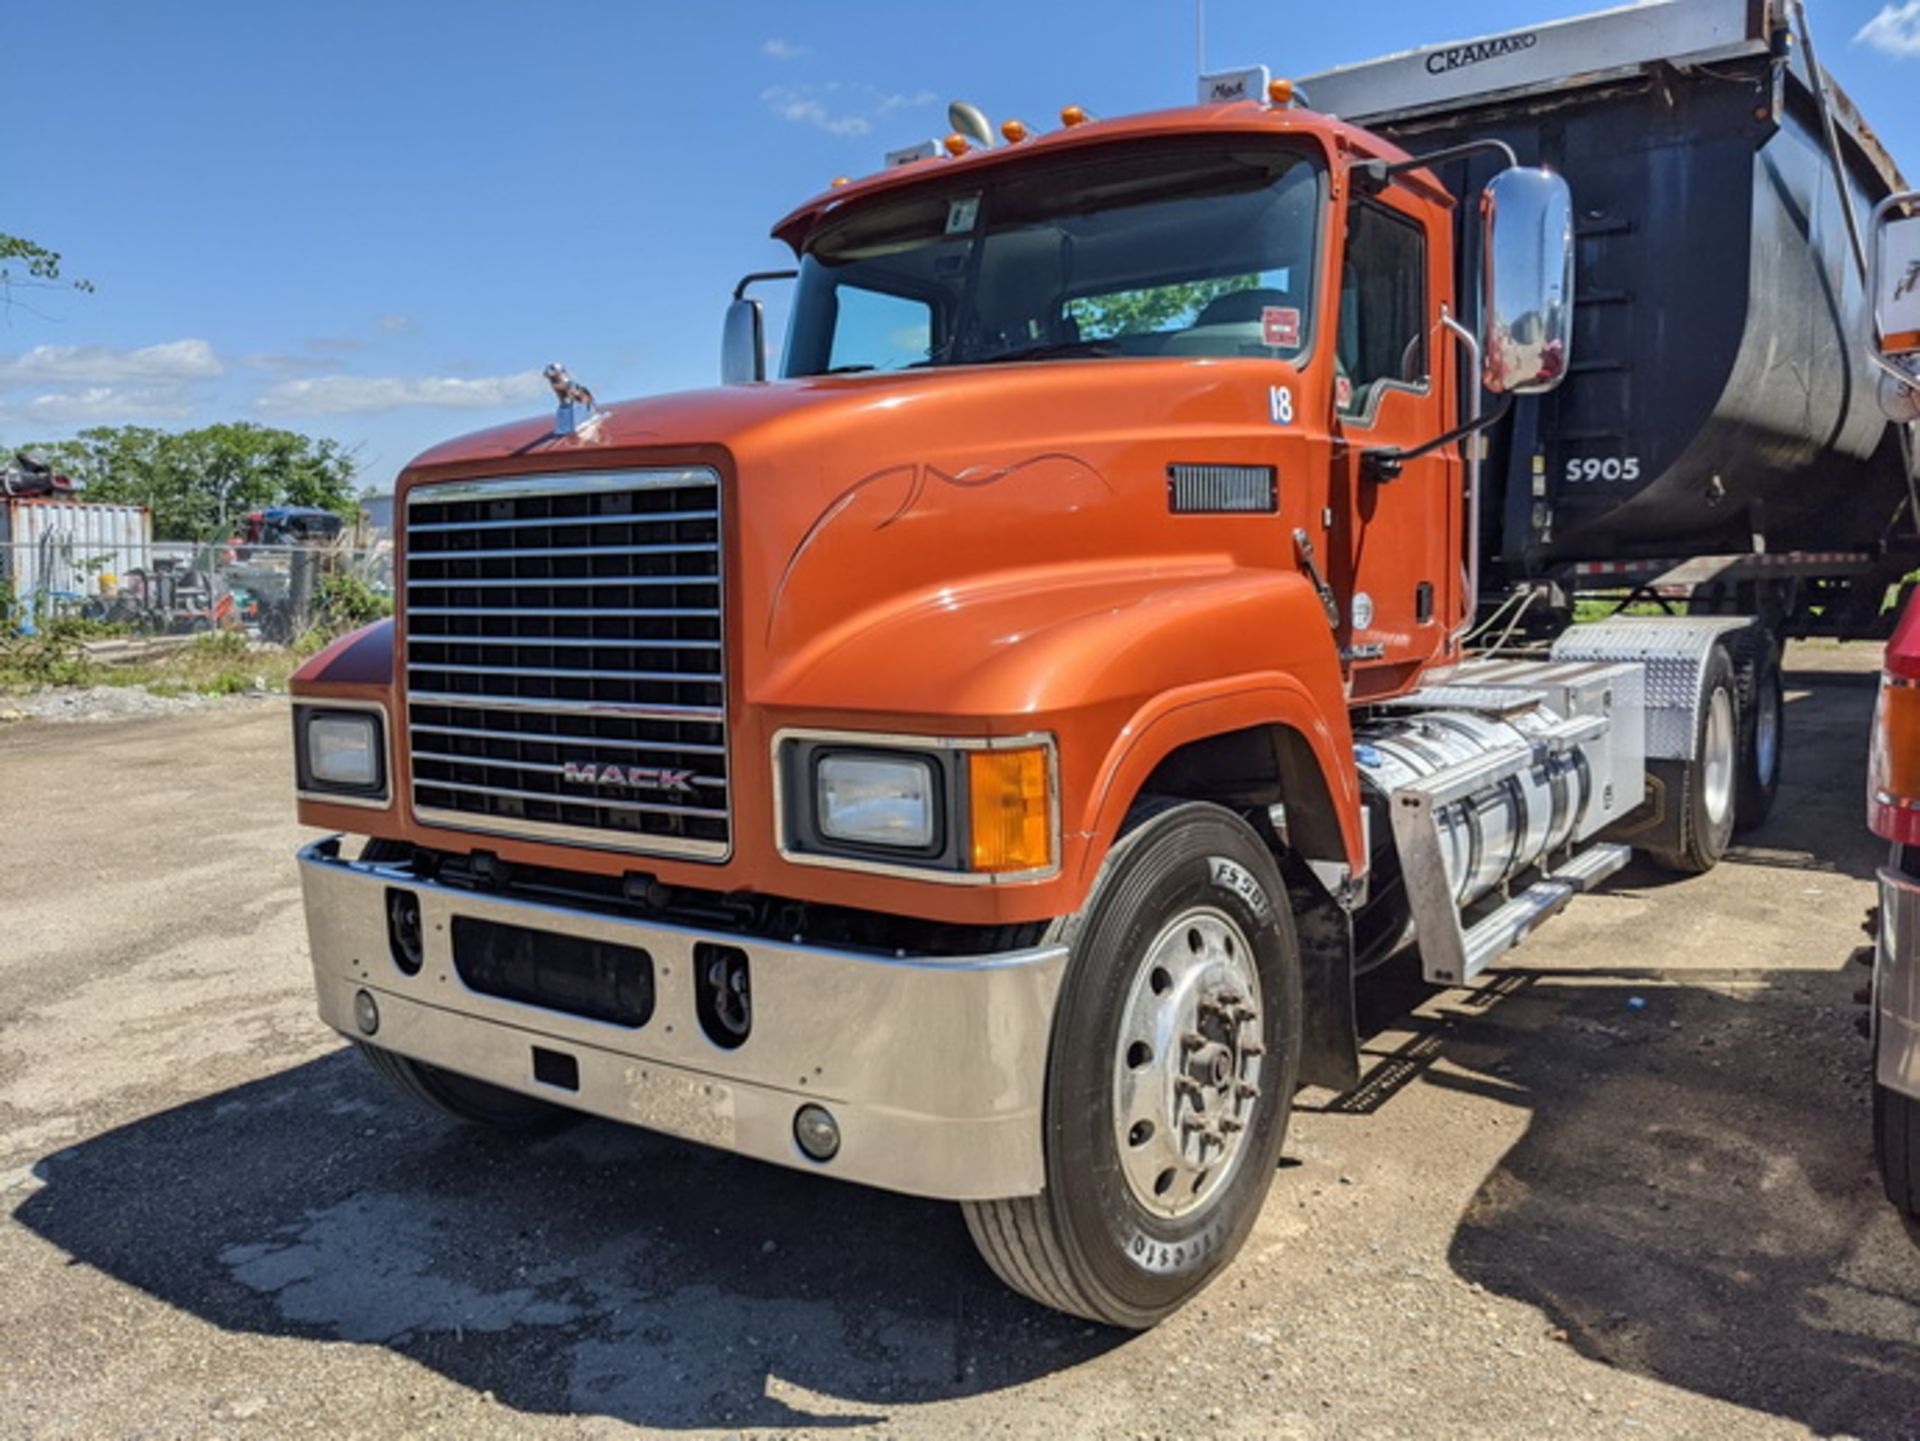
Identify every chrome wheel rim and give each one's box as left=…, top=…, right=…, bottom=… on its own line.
left=1754, top=671, right=1781, bottom=788
left=1703, top=686, right=1736, bottom=826
left=1111, top=905, right=1264, bottom=1220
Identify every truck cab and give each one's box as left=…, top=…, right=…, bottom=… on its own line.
left=289, top=0, right=1920, bottom=1328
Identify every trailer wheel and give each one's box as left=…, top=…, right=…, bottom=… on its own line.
left=1647, top=644, right=1739, bottom=875
left=961, top=802, right=1301, bottom=1328
left=355, top=1041, right=575, bottom=1135
left=1733, top=630, right=1783, bottom=831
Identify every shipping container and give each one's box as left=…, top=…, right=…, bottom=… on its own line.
left=1, top=499, right=154, bottom=616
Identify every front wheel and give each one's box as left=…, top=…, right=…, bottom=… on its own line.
left=355, top=1041, right=575, bottom=1135
left=963, top=802, right=1302, bottom=1328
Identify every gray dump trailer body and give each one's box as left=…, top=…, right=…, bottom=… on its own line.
left=1304, top=0, right=1917, bottom=607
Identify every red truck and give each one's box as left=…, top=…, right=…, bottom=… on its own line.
left=290, top=0, right=1920, bottom=1326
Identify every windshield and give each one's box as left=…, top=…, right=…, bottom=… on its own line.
left=781, top=141, right=1322, bottom=375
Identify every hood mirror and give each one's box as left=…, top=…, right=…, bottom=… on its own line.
left=722, top=270, right=798, bottom=385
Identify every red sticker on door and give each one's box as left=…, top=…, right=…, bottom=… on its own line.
left=1262, top=306, right=1300, bottom=348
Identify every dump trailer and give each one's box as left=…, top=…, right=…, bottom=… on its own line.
left=287, top=0, right=1920, bottom=1328
left=1305, top=0, right=1918, bottom=634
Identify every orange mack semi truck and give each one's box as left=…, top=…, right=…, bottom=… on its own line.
left=289, top=0, right=1920, bottom=1327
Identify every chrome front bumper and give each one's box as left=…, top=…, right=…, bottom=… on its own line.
left=1878, top=862, right=1920, bottom=1104
left=297, top=838, right=1067, bottom=1200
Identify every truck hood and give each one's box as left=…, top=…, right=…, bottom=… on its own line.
left=401, top=361, right=1310, bottom=709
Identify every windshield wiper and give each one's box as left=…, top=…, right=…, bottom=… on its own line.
left=822, top=363, right=877, bottom=374
left=973, top=340, right=1120, bottom=365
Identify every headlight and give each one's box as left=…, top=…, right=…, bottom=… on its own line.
left=295, top=704, right=388, bottom=803
left=816, top=753, right=936, bottom=849
left=777, top=730, right=1057, bottom=880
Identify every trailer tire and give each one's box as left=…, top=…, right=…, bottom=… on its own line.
left=961, top=802, right=1301, bottom=1328
left=355, top=1041, right=575, bottom=1135
left=1647, top=644, right=1739, bottom=875
left=1732, top=629, right=1783, bottom=831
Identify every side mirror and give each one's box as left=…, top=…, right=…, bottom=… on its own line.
left=1869, top=191, right=1920, bottom=421
left=722, top=297, right=766, bottom=385
left=1480, top=167, right=1574, bottom=396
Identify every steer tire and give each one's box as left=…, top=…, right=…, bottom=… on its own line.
left=356, top=1041, right=575, bottom=1135
left=1875, top=1080, right=1920, bottom=1220
left=961, top=802, right=1302, bottom=1329
left=1647, top=644, right=1739, bottom=876
left=1732, top=628, right=1784, bottom=832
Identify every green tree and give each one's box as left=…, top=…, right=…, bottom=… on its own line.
left=1066, top=275, right=1260, bottom=340
left=1, top=233, right=94, bottom=306
left=19, top=423, right=360, bottom=540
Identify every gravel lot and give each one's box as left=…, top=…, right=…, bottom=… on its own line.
left=3, top=647, right=1918, bottom=1439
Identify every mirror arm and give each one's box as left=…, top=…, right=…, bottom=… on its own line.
left=1355, top=139, right=1518, bottom=194
left=1360, top=393, right=1513, bottom=484
left=734, top=269, right=798, bottom=301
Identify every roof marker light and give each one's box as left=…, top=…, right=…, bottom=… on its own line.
left=830, top=176, right=851, bottom=187
left=943, top=132, right=971, bottom=157
left=1000, top=118, right=1029, bottom=143
left=1267, top=77, right=1295, bottom=106
left=1060, top=104, right=1088, bottom=127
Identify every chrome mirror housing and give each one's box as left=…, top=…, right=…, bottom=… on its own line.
left=722, top=297, right=766, bottom=385
left=1868, top=191, right=1920, bottom=420
left=1480, top=167, right=1574, bottom=396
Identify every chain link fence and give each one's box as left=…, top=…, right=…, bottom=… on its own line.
left=3, top=535, right=394, bottom=641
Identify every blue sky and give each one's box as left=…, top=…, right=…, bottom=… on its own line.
left=4, top=0, right=1919, bottom=490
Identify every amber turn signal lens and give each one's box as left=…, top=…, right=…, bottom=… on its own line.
left=1267, top=77, right=1295, bottom=106
left=944, top=132, right=970, bottom=156
left=1059, top=104, right=1087, bottom=127
left=1000, top=118, right=1029, bottom=143
left=968, top=747, right=1052, bottom=873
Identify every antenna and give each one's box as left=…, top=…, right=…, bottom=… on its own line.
left=948, top=99, right=996, bottom=149
left=1196, top=0, right=1206, bottom=74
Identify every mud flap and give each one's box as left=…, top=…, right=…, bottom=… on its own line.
left=1286, top=857, right=1359, bottom=1092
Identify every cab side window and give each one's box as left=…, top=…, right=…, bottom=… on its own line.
left=1337, top=201, right=1429, bottom=420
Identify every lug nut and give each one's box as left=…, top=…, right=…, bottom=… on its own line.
left=1235, top=1081, right=1261, bottom=1100
left=1220, top=1117, right=1245, bottom=1134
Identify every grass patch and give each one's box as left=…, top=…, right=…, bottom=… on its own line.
left=0, top=625, right=319, bottom=698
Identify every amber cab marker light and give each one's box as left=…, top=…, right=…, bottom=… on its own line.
left=1000, top=118, right=1029, bottom=143
left=1267, top=77, right=1295, bottom=107
left=967, top=747, right=1052, bottom=874
left=944, top=132, right=971, bottom=157
left=1059, top=104, right=1088, bottom=127
left=830, top=175, right=851, bottom=187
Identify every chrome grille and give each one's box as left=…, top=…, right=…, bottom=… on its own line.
left=404, top=469, right=729, bottom=860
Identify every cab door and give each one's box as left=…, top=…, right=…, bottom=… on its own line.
left=1328, top=192, right=1461, bottom=701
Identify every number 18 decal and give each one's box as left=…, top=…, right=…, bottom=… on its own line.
left=1269, top=385, right=1294, bottom=425
left=1564, top=455, right=1642, bottom=482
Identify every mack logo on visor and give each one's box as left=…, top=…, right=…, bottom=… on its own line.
left=562, top=761, right=696, bottom=794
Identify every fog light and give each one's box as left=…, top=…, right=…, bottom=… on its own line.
left=793, top=1104, right=840, bottom=1162
left=353, top=988, right=380, bottom=1036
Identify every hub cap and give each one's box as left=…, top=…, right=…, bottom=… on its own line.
left=1112, top=906, right=1264, bottom=1219
left=1703, top=686, right=1736, bottom=826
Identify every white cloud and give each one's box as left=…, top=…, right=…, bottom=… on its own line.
left=243, top=352, right=344, bottom=375
left=0, top=339, right=221, bottom=390
left=375, top=313, right=415, bottom=333
left=1858, top=2, right=1920, bottom=57
left=761, top=83, right=937, bottom=138
left=877, top=90, right=938, bottom=115
left=761, top=85, right=871, bottom=136
left=255, top=369, right=547, bottom=416
left=0, top=385, right=197, bottom=426
left=762, top=37, right=807, bottom=60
